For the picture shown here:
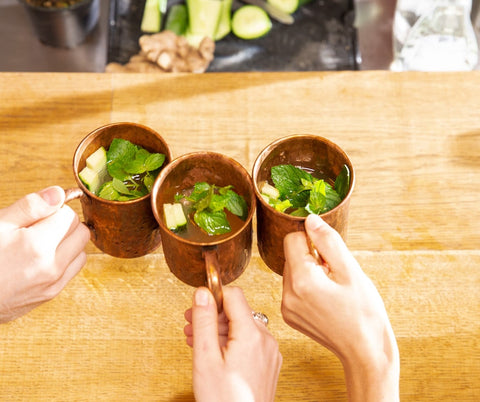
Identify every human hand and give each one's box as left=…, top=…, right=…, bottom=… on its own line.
left=0, top=186, right=90, bottom=323
left=184, top=286, right=282, bottom=402
left=282, top=214, right=400, bottom=402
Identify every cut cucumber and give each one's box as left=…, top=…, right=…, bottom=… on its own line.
left=185, top=29, right=206, bottom=48
left=232, top=5, right=272, bottom=40
left=141, top=0, right=163, bottom=33
left=164, top=203, right=187, bottom=231
left=79, top=166, right=102, bottom=194
left=267, top=0, right=299, bottom=14
left=260, top=181, right=280, bottom=200
left=215, top=0, right=233, bottom=40
left=79, top=146, right=110, bottom=195
left=186, top=0, right=222, bottom=38
left=164, top=4, right=188, bottom=36
left=86, top=146, right=107, bottom=172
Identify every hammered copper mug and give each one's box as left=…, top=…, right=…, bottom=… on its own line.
left=252, top=134, right=355, bottom=275
left=66, top=122, right=172, bottom=258
left=151, top=152, right=256, bottom=311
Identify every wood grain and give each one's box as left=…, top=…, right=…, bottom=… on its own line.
left=0, top=72, right=479, bottom=401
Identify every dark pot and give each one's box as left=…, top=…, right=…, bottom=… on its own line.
left=19, top=0, right=100, bottom=48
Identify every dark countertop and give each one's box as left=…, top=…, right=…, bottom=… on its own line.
left=0, top=0, right=399, bottom=72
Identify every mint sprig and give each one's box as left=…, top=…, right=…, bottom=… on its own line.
left=97, top=138, right=165, bottom=201
left=269, top=164, right=350, bottom=215
left=178, top=182, right=248, bottom=236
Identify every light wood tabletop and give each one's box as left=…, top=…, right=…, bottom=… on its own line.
left=0, top=71, right=479, bottom=401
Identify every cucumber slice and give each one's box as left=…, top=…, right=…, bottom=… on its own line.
left=184, top=29, right=206, bottom=48
left=260, top=181, right=280, bottom=200
left=164, top=203, right=187, bottom=230
left=164, top=4, right=188, bottom=36
left=79, top=166, right=102, bottom=194
left=141, top=0, right=162, bottom=33
left=232, top=6, right=272, bottom=40
left=186, top=0, right=223, bottom=38
left=86, top=146, right=107, bottom=172
left=79, top=146, right=110, bottom=195
left=215, top=0, right=233, bottom=40
left=267, top=0, right=299, bottom=14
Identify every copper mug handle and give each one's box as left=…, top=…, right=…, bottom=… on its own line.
left=64, top=187, right=84, bottom=203
left=203, top=248, right=224, bottom=313
left=300, top=220, right=330, bottom=276
left=62, top=187, right=97, bottom=241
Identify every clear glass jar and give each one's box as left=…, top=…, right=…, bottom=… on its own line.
left=391, top=0, right=479, bottom=71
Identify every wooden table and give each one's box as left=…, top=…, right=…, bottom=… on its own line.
left=0, top=72, right=479, bottom=401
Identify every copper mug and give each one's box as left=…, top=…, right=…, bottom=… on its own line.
left=66, top=122, right=172, bottom=258
left=252, top=134, right=355, bottom=275
left=151, top=152, right=256, bottom=311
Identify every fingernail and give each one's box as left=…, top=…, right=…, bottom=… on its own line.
left=38, top=186, right=63, bottom=206
left=306, top=214, right=323, bottom=231
left=194, top=288, right=210, bottom=307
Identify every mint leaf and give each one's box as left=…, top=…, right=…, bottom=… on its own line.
left=306, top=180, right=326, bottom=214
left=194, top=210, right=231, bottom=235
left=143, top=173, right=155, bottom=192
left=107, top=138, right=137, bottom=164
left=99, top=138, right=164, bottom=201
left=176, top=182, right=249, bottom=235
left=174, top=193, right=183, bottom=202
left=334, top=164, right=350, bottom=200
left=291, top=207, right=309, bottom=217
left=194, top=185, right=214, bottom=212
left=325, top=183, right=342, bottom=211
left=209, top=193, right=228, bottom=212
left=271, top=165, right=313, bottom=207
left=107, top=162, right=129, bottom=181
left=274, top=199, right=293, bottom=213
left=218, top=185, right=233, bottom=195
left=145, top=153, right=165, bottom=171
left=187, top=182, right=211, bottom=203
left=98, top=181, right=120, bottom=201
left=271, top=165, right=314, bottom=197
left=224, top=189, right=248, bottom=220
left=112, top=177, right=132, bottom=195
left=123, top=148, right=149, bottom=174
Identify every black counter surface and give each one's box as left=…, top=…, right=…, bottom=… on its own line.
left=107, top=0, right=359, bottom=71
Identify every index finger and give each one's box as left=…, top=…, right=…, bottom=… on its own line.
left=29, top=205, right=80, bottom=249
left=283, top=230, right=330, bottom=283
left=304, top=214, right=360, bottom=283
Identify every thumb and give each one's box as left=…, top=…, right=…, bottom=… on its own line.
left=0, top=186, right=65, bottom=229
left=305, top=214, right=358, bottom=281
left=192, top=287, right=223, bottom=366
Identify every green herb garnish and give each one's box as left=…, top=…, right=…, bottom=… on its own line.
left=263, top=164, right=350, bottom=215
left=98, top=138, right=165, bottom=201
left=177, top=182, right=248, bottom=236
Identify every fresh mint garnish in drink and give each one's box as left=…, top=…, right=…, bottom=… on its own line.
left=260, top=164, right=350, bottom=216
left=165, top=182, right=248, bottom=236
left=79, top=138, right=165, bottom=201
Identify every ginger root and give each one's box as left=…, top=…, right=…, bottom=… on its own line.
left=105, top=31, right=215, bottom=73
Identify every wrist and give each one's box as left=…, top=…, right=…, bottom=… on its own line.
left=340, top=329, right=400, bottom=402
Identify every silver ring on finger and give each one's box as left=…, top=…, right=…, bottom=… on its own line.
left=252, top=311, right=269, bottom=326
